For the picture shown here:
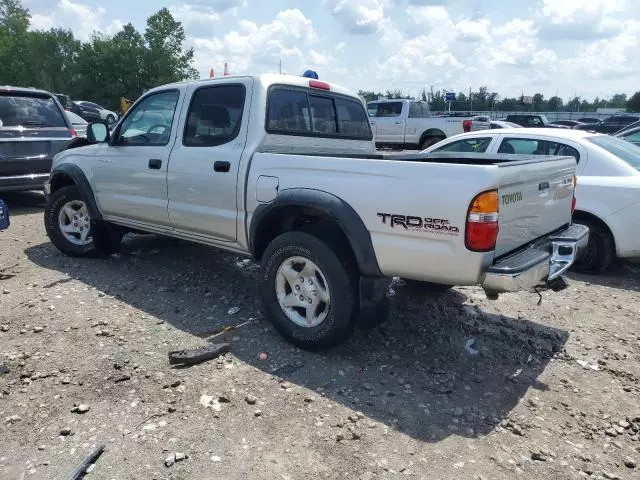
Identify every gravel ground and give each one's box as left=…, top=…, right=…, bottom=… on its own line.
left=1, top=191, right=639, bottom=480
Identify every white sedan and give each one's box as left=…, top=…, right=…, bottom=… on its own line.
left=423, top=128, right=640, bottom=273
left=76, top=101, right=119, bottom=126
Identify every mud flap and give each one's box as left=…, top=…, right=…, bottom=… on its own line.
left=358, top=276, right=390, bottom=329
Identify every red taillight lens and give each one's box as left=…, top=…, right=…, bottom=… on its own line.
left=571, top=175, right=577, bottom=214
left=466, top=190, right=499, bottom=252
left=309, top=80, right=330, bottom=90
left=69, top=128, right=77, bottom=137
left=463, top=119, right=472, bottom=133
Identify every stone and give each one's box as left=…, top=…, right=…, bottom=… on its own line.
left=211, top=455, right=222, bottom=462
left=453, top=407, right=463, bottom=417
left=60, top=427, right=72, bottom=436
left=602, top=472, right=622, bottom=480
left=227, top=307, right=240, bottom=315
left=624, top=457, right=637, bottom=468
left=33, top=326, right=44, bottom=333
left=5, top=415, right=22, bottom=424
left=531, top=452, right=548, bottom=462
left=174, top=452, right=187, bottom=462
left=165, top=454, right=176, bottom=467
left=245, top=394, right=257, bottom=405
left=336, top=433, right=346, bottom=442
left=605, top=428, right=618, bottom=437
left=71, top=404, right=90, bottom=414
left=254, top=410, right=262, bottom=417
left=511, top=424, right=524, bottom=436
left=0, top=325, right=8, bottom=332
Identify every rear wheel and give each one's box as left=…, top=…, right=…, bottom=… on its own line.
left=44, top=185, right=122, bottom=257
left=259, top=231, right=358, bottom=350
left=571, top=218, right=615, bottom=274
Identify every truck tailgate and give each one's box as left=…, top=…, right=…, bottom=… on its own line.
left=494, top=155, right=576, bottom=257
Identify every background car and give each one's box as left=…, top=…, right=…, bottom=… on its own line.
left=54, top=93, right=73, bottom=110
left=470, top=119, right=521, bottom=131
left=614, top=120, right=640, bottom=136
left=0, top=86, right=75, bottom=192
left=504, top=114, right=566, bottom=129
left=576, top=117, right=602, bottom=124
left=615, top=125, right=640, bottom=147
left=423, top=128, right=640, bottom=273
left=77, top=101, right=119, bottom=126
left=550, top=120, right=585, bottom=128
left=574, top=114, right=640, bottom=134
left=69, top=101, right=102, bottom=123
left=65, top=110, right=88, bottom=138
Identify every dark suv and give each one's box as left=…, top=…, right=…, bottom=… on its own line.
left=0, top=86, right=75, bottom=192
left=574, top=114, right=640, bottom=134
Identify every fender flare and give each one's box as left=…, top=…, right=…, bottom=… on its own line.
left=49, top=163, right=102, bottom=221
left=250, top=188, right=383, bottom=277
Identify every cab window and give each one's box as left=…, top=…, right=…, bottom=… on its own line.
left=117, top=90, right=179, bottom=146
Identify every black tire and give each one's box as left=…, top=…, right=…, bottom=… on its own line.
left=44, top=185, right=122, bottom=257
left=571, top=219, right=615, bottom=274
left=419, top=136, right=445, bottom=150
left=259, top=231, right=359, bottom=350
left=106, top=114, right=115, bottom=125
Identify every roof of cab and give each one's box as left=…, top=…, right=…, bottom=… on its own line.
left=0, top=85, right=54, bottom=96
left=146, top=73, right=357, bottom=99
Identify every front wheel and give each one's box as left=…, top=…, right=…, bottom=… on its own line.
left=259, top=231, right=358, bottom=350
left=419, top=136, right=445, bottom=150
left=44, top=185, right=122, bottom=257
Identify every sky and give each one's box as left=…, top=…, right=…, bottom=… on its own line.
left=22, top=0, right=640, bottom=101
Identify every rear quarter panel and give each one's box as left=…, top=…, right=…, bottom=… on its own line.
left=246, top=153, right=500, bottom=285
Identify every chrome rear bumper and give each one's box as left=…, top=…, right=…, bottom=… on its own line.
left=482, top=224, right=589, bottom=295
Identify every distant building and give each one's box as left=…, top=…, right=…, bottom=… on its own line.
left=597, top=108, right=626, bottom=114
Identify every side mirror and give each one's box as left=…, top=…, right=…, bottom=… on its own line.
left=87, top=122, right=109, bottom=143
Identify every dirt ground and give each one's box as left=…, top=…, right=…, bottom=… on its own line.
left=1, top=191, right=639, bottom=480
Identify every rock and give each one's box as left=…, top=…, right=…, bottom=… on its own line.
left=619, top=421, right=631, bottom=429
left=114, top=374, right=131, bottom=383
left=531, top=452, right=548, bottom=462
left=211, top=455, right=222, bottom=462
left=245, top=394, right=257, bottom=405
left=304, top=396, right=314, bottom=403
left=2, top=289, right=10, bottom=294
left=218, top=395, right=231, bottom=403
left=60, top=427, right=72, bottom=436
left=174, top=452, right=187, bottom=462
left=71, top=404, right=90, bottom=414
left=33, top=326, right=44, bottom=333
left=5, top=415, right=22, bottom=424
left=254, top=410, right=262, bottom=417
left=453, top=407, right=463, bottom=417
left=258, top=352, right=268, bottom=361
left=624, top=457, right=637, bottom=468
left=336, top=433, right=345, bottom=442
left=527, top=398, right=540, bottom=408
left=227, top=307, right=240, bottom=315
left=165, top=454, right=176, bottom=467
left=511, top=424, right=524, bottom=436
left=602, top=472, right=622, bottom=480
left=37, top=445, right=46, bottom=451
left=0, top=325, right=8, bottom=332
left=605, top=428, right=618, bottom=437
left=362, top=382, right=373, bottom=391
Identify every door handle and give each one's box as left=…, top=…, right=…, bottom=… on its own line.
left=214, top=161, right=230, bottom=173
left=148, top=159, right=162, bottom=169
left=394, top=121, right=402, bottom=124
left=539, top=181, right=550, bottom=190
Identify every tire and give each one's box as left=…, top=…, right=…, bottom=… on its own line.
left=106, top=114, right=115, bottom=125
left=571, top=219, right=615, bottom=274
left=44, top=185, right=122, bottom=257
left=419, top=136, right=445, bottom=150
left=259, top=231, right=359, bottom=350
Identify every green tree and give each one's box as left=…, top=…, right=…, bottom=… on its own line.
left=0, top=0, right=30, bottom=85
left=547, top=96, right=563, bottom=111
left=610, top=93, right=628, bottom=108
left=628, top=91, right=640, bottom=112
left=532, top=93, right=545, bottom=112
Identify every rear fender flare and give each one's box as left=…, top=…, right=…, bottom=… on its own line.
left=249, top=189, right=382, bottom=277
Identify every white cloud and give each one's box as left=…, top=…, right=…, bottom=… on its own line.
left=456, top=18, right=491, bottom=42
left=406, top=5, right=449, bottom=26
left=190, top=9, right=317, bottom=75
left=325, top=0, right=389, bottom=34
left=170, top=5, right=221, bottom=38
left=28, top=0, right=123, bottom=40
left=536, top=0, right=629, bottom=40
left=493, top=19, right=537, bottom=37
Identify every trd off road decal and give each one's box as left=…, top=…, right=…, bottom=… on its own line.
left=377, top=213, right=460, bottom=236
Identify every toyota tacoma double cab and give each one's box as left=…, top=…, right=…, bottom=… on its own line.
left=44, top=74, right=588, bottom=350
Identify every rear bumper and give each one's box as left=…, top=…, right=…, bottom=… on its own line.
left=0, top=173, right=49, bottom=192
left=482, top=224, right=589, bottom=294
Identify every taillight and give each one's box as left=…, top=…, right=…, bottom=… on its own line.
left=463, top=119, right=472, bottom=133
left=309, top=80, right=330, bottom=90
left=69, top=128, right=77, bottom=137
left=466, top=190, right=499, bottom=252
left=571, top=175, right=577, bottom=213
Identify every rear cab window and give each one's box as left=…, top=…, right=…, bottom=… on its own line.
left=267, top=87, right=372, bottom=140
left=498, top=138, right=580, bottom=161
left=0, top=92, right=68, bottom=128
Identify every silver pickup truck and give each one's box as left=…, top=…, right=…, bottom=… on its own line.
left=43, top=74, right=588, bottom=349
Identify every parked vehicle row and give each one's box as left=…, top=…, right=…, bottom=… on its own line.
left=43, top=74, right=586, bottom=350
left=423, top=128, right=640, bottom=273
left=55, top=92, right=119, bottom=125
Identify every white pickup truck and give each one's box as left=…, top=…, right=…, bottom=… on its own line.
left=367, top=99, right=489, bottom=150
left=44, top=74, right=587, bottom=350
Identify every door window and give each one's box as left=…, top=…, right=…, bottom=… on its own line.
left=375, top=102, right=403, bottom=117
left=409, top=102, right=423, bottom=118
left=183, top=85, right=246, bottom=147
left=498, top=138, right=580, bottom=161
left=117, top=90, right=179, bottom=146
left=433, top=137, right=492, bottom=153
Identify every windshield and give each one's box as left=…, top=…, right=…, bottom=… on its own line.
left=588, top=135, right=640, bottom=170
left=0, top=94, right=67, bottom=127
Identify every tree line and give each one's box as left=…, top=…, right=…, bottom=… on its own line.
left=0, top=0, right=197, bottom=111
left=359, top=87, right=640, bottom=113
